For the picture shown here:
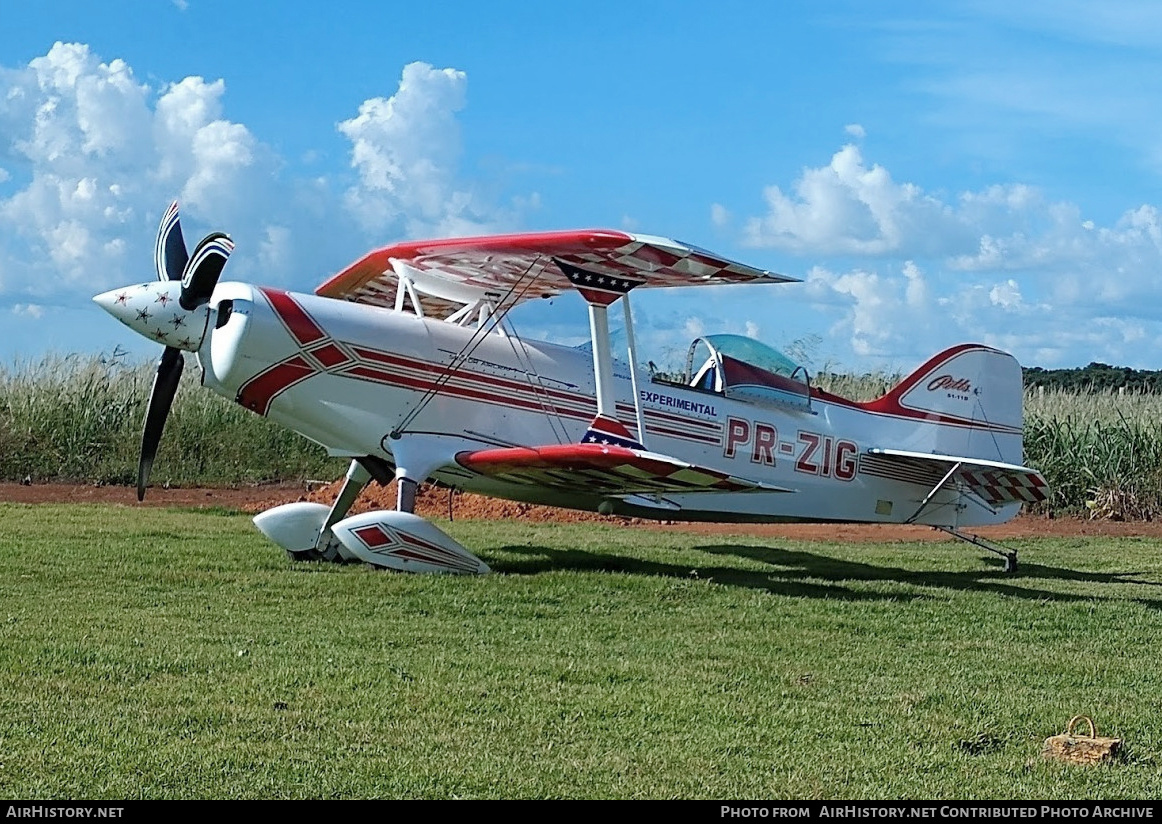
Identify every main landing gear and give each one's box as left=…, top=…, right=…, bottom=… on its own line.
left=253, top=457, right=489, bottom=574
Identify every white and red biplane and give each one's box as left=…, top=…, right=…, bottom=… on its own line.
left=94, top=204, right=1047, bottom=574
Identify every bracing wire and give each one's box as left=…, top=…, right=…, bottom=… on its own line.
left=390, top=256, right=548, bottom=437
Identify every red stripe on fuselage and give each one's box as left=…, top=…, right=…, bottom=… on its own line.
left=261, top=287, right=326, bottom=345
left=236, top=304, right=723, bottom=445
left=344, top=365, right=593, bottom=420
left=353, top=346, right=722, bottom=436
left=352, top=346, right=592, bottom=409
left=237, top=355, right=315, bottom=415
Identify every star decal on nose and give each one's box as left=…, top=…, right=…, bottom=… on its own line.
left=178, top=337, right=194, bottom=349
left=114, top=292, right=130, bottom=305
left=135, top=308, right=152, bottom=322
left=155, top=292, right=172, bottom=306
left=152, top=328, right=169, bottom=341
left=169, top=314, right=186, bottom=328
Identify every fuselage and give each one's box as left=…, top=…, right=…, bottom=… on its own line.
left=196, top=283, right=1022, bottom=528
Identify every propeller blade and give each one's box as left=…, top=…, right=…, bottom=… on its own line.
left=154, top=201, right=189, bottom=281
left=179, top=232, right=234, bottom=310
left=138, top=346, right=185, bottom=501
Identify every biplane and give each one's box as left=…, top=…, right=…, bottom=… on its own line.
left=94, top=204, right=1047, bottom=574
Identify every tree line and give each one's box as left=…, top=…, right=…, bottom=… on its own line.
left=1023, top=363, right=1162, bottom=393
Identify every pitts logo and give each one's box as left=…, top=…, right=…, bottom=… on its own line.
left=926, top=374, right=973, bottom=393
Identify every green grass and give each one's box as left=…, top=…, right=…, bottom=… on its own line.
left=1, top=504, right=1160, bottom=799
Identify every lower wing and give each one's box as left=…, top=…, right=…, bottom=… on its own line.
left=455, top=443, right=794, bottom=497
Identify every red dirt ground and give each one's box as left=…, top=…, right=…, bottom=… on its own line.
left=4, top=480, right=1162, bottom=542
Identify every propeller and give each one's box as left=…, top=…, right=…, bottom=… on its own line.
left=154, top=200, right=189, bottom=282
left=138, top=345, right=185, bottom=500
left=179, top=232, right=234, bottom=311
left=136, top=202, right=233, bottom=500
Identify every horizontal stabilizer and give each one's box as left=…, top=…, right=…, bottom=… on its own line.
left=865, top=448, right=1048, bottom=505
left=456, top=443, right=793, bottom=496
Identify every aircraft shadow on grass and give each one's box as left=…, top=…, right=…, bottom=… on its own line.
left=491, top=543, right=1162, bottom=608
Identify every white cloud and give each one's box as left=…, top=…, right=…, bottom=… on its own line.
left=729, top=139, right=1162, bottom=367
left=0, top=43, right=273, bottom=292
left=11, top=303, right=44, bottom=318
left=988, top=279, right=1023, bottom=309
left=0, top=45, right=516, bottom=306
left=798, top=259, right=1051, bottom=362
left=338, top=62, right=504, bottom=238
left=742, top=144, right=966, bottom=256
left=844, top=123, right=866, bottom=139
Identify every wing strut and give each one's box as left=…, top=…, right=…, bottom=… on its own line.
left=390, top=255, right=546, bottom=437
left=622, top=293, right=649, bottom=451
left=588, top=301, right=617, bottom=421
left=568, top=257, right=646, bottom=449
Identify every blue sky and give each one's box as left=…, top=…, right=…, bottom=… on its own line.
left=3, top=1, right=1162, bottom=371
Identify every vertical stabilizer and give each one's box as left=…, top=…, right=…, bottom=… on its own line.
left=863, top=344, right=1025, bottom=464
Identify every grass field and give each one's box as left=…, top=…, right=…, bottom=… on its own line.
left=1, top=504, right=1159, bottom=799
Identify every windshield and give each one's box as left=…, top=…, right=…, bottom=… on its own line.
left=701, top=335, right=802, bottom=378
left=684, top=334, right=811, bottom=409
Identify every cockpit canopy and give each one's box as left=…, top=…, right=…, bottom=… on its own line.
left=684, top=334, right=812, bottom=410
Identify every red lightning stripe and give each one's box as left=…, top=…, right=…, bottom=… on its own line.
left=261, top=287, right=326, bottom=345
left=237, top=356, right=315, bottom=415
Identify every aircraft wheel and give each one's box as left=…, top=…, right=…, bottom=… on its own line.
left=286, top=548, right=321, bottom=562
left=316, top=536, right=350, bottom=563
left=284, top=540, right=349, bottom=564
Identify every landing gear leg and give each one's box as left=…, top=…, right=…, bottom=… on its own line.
left=396, top=476, right=418, bottom=514
left=286, top=460, right=371, bottom=563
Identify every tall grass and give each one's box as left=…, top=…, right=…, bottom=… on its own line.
left=4, top=354, right=1162, bottom=518
left=814, top=369, right=901, bottom=401
left=1024, top=388, right=1162, bottom=518
left=0, top=352, right=341, bottom=486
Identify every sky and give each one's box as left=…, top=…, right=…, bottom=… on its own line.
left=3, top=0, right=1162, bottom=373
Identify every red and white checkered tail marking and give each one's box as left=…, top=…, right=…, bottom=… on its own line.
left=582, top=414, right=643, bottom=449
left=330, top=510, right=489, bottom=574
left=956, top=466, right=1049, bottom=505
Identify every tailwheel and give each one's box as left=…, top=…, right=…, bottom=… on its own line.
left=936, top=526, right=1020, bottom=573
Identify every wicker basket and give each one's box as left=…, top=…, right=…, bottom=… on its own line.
left=1042, top=716, right=1121, bottom=765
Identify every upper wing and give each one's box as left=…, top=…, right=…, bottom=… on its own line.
left=455, top=443, right=793, bottom=497
left=863, top=448, right=1049, bottom=505
left=316, top=229, right=797, bottom=318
